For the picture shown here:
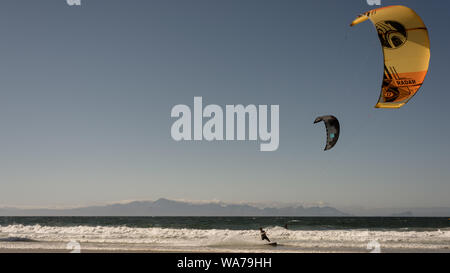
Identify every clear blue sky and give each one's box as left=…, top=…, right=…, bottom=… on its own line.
left=0, top=0, right=449, bottom=208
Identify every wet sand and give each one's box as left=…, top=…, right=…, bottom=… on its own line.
left=1, top=247, right=448, bottom=253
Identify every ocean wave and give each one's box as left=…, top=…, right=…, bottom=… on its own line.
left=0, top=236, right=37, bottom=242
left=0, top=224, right=449, bottom=252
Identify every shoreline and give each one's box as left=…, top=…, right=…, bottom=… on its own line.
left=1, top=247, right=449, bottom=253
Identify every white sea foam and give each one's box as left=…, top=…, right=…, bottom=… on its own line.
left=0, top=225, right=449, bottom=252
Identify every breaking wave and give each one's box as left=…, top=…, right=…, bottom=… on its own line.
left=0, top=225, right=449, bottom=252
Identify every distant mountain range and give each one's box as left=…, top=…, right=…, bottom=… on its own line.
left=1, top=199, right=449, bottom=217
left=342, top=207, right=450, bottom=217
left=0, top=198, right=348, bottom=217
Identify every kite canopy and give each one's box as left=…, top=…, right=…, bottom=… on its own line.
left=314, top=115, right=340, bottom=151
left=351, top=5, right=430, bottom=108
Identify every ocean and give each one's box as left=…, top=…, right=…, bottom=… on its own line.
left=0, top=217, right=449, bottom=253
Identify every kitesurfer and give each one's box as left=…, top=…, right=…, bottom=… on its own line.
left=259, top=228, right=271, bottom=242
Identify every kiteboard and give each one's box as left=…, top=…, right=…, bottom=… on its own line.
left=265, top=242, right=278, bottom=247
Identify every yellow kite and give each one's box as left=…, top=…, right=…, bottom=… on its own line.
left=351, top=5, right=430, bottom=108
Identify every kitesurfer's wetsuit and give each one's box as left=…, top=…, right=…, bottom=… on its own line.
left=260, top=228, right=270, bottom=242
